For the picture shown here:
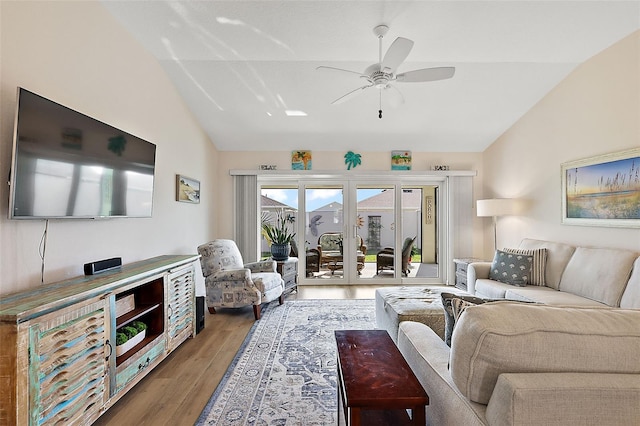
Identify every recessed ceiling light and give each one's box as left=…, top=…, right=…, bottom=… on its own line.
left=285, top=110, right=308, bottom=117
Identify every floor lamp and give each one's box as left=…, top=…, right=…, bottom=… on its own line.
left=477, top=199, right=516, bottom=251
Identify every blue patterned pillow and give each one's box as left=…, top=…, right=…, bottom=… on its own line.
left=489, top=249, right=533, bottom=287
left=441, top=292, right=488, bottom=347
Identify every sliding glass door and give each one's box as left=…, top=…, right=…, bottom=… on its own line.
left=259, top=177, right=445, bottom=285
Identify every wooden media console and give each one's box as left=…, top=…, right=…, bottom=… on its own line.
left=0, top=254, right=199, bottom=425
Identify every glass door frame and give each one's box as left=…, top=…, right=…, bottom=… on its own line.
left=258, top=173, right=451, bottom=286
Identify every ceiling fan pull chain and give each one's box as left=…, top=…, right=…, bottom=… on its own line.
left=379, top=91, right=383, bottom=119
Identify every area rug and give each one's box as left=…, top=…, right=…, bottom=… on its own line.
left=195, top=299, right=376, bottom=425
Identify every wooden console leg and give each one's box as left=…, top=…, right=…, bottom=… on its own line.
left=253, top=304, right=261, bottom=320
left=279, top=294, right=284, bottom=305
left=208, top=307, right=216, bottom=314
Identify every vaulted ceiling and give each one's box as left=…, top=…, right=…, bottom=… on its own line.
left=102, top=1, right=640, bottom=152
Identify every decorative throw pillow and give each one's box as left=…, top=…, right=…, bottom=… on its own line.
left=441, top=292, right=488, bottom=347
left=489, top=249, right=533, bottom=287
left=504, top=247, right=547, bottom=286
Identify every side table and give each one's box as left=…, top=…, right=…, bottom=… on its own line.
left=453, top=258, right=484, bottom=291
left=276, top=257, right=298, bottom=294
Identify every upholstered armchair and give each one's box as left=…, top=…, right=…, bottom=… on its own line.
left=197, top=239, right=284, bottom=320
left=376, top=236, right=416, bottom=276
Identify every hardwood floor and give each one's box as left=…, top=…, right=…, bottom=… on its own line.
left=93, top=285, right=385, bottom=426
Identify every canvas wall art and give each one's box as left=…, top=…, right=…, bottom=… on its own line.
left=391, top=151, right=411, bottom=170
left=561, top=148, right=639, bottom=227
left=176, top=174, right=200, bottom=203
left=292, top=151, right=312, bottom=170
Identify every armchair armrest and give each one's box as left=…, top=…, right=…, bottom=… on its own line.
left=245, top=259, right=277, bottom=273
left=467, top=262, right=491, bottom=295
left=487, top=372, right=640, bottom=426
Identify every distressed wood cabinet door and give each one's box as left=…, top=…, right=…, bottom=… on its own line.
left=27, top=296, right=110, bottom=426
left=166, top=264, right=195, bottom=351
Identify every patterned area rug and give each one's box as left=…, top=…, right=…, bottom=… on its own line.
left=195, top=299, right=376, bottom=425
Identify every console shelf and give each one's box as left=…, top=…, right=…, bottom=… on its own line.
left=116, top=303, right=162, bottom=328
left=0, top=254, right=199, bottom=426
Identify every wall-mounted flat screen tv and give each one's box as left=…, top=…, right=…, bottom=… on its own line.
left=9, top=88, right=156, bottom=219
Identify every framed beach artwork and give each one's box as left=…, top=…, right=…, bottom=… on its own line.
left=292, top=150, right=312, bottom=170
left=561, top=148, right=639, bottom=228
left=391, top=151, right=412, bottom=170
left=176, top=174, right=200, bottom=204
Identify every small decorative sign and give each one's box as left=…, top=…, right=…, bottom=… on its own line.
left=344, top=151, right=362, bottom=170
left=260, top=165, right=277, bottom=170
left=432, top=165, right=450, bottom=171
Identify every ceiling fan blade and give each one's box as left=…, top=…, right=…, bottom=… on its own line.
left=396, top=67, right=455, bottom=83
left=384, top=84, right=404, bottom=108
left=381, top=37, right=414, bottom=73
left=316, top=66, right=366, bottom=78
left=331, top=85, right=372, bottom=105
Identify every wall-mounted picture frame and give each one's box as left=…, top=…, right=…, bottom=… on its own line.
left=561, top=148, right=639, bottom=228
left=391, top=151, right=412, bottom=170
left=292, top=150, right=312, bottom=170
left=176, top=174, right=200, bottom=204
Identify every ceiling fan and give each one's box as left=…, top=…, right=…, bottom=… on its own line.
left=317, top=25, right=455, bottom=118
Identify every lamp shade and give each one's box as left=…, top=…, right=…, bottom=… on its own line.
left=477, top=199, right=516, bottom=217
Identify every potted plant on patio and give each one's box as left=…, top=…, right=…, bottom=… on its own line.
left=262, top=210, right=296, bottom=261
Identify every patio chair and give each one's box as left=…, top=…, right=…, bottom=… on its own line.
left=376, top=236, right=416, bottom=276
left=290, top=239, right=320, bottom=277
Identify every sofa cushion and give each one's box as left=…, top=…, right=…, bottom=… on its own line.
left=449, top=303, right=640, bottom=405
left=504, top=247, right=547, bottom=286
left=486, top=373, right=640, bottom=426
left=474, top=279, right=512, bottom=299
left=504, top=286, right=606, bottom=306
left=620, top=257, right=640, bottom=309
left=559, top=247, right=637, bottom=306
left=518, top=239, right=575, bottom=290
left=489, top=249, right=533, bottom=286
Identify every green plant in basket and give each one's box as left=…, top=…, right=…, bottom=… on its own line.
left=116, top=332, right=128, bottom=346
left=132, top=321, right=147, bottom=333
left=123, top=325, right=139, bottom=339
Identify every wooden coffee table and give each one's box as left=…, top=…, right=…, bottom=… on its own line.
left=335, top=330, right=429, bottom=425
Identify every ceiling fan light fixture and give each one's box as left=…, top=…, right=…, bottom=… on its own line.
left=317, top=24, right=455, bottom=112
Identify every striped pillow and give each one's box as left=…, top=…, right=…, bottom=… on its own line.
left=504, top=247, right=547, bottom=286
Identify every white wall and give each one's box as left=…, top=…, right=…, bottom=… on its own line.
left=479, top=31, right=640, bottom=257
left=0, top=1, right=218, bottom=295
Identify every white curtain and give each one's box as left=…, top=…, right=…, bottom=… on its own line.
left=233, top=174, right=258, bottom=262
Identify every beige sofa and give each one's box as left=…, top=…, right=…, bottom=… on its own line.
left=468, top=238, right=639, bottom=308
left=394, top=239, right=640, bottom=425
left=398, top=303, right=640, bottom=426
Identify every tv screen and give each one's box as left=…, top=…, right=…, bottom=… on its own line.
left=9, top=88, right=156, bottom=219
